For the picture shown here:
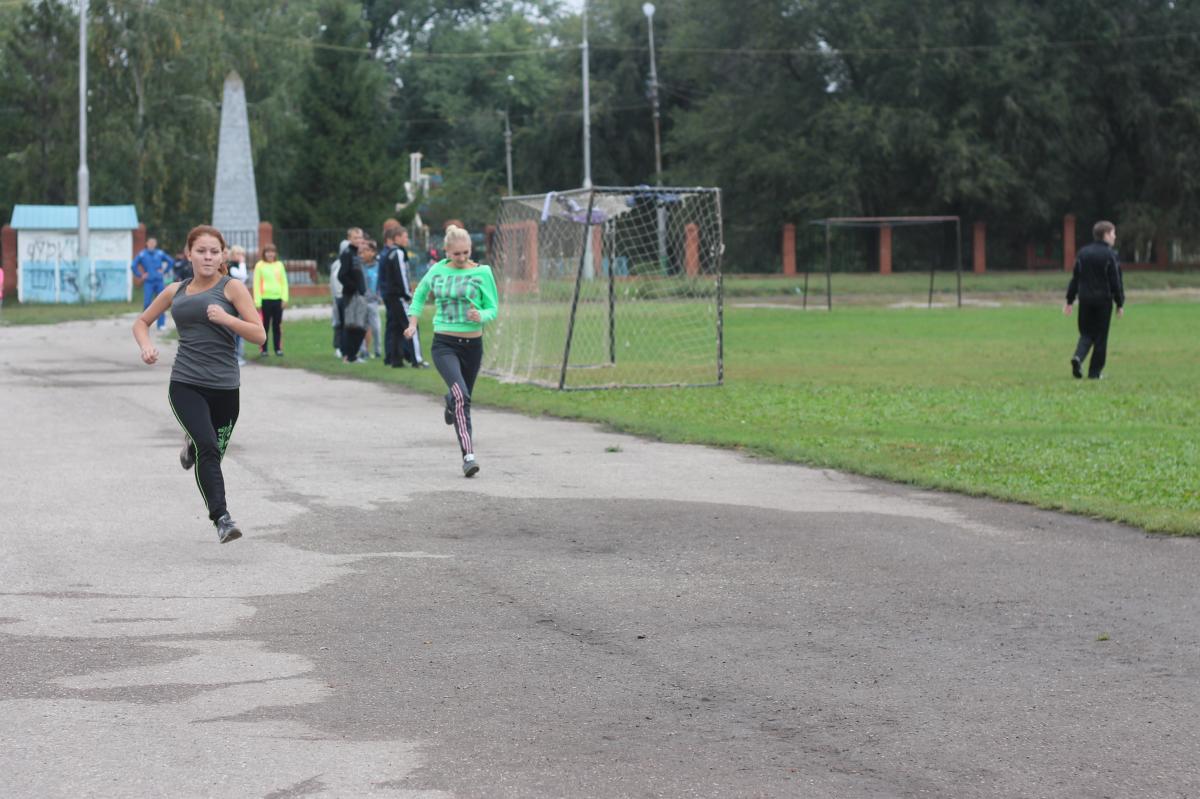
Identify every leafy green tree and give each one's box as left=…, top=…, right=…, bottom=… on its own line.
left=383, top=2, right=560, bottom=225
left=6, top=0, right=1200, bottom=270
left=282, top=0, right=403, bottom=228
left=0, top=0, right=80, bottom=221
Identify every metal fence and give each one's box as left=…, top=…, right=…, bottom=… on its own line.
left=273, top=229, right=345, bottom=277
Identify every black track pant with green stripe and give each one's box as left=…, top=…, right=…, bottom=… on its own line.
left=169, top=381, right=239, bottom=521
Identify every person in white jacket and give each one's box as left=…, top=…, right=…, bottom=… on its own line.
left=226, top=246, right=251, bottom=365
left=330, top=231, right=357, bottom=357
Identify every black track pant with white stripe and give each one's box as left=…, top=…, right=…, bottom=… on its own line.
left=431, top=334, right=483, bottom=457
left=169, top=381, right=239, bottom=521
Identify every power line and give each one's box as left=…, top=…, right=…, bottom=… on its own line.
left=122, top=1, right=573, bottom=60
left=597, top=30, right=1200, bottom=59
left=9, top=0, right=1200, bottom=61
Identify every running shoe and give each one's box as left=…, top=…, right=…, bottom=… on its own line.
left=214, top=513, right=243, bottom=544
left=462, top=458, right=479, bottom=478
left=180, top=438, right=195, bottom=470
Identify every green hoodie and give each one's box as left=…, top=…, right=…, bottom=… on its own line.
left=409, top=260, right=498, bottom=333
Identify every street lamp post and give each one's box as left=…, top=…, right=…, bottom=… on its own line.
left=504, top=74, right=514, bottom=196
left=643, top=2, right=662, bottom=188
left=643, top=3, right=667, bottom=268
left=581, top=0, right=592, bottom=188
left=79, top=0, right=91, bottom=301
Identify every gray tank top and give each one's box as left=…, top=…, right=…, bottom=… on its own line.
left=170, top=276, right=240, bottom=389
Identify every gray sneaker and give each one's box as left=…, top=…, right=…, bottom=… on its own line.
left=462, top=458, right=480, bottom=478
left=180, top=438, right=195, bottom=470
left=214, top=513, right=242, bottom=544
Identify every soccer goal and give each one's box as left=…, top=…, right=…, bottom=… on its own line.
left=487, top=187, right=724, bottom=390
left=805, top=216, right=963, bottom=308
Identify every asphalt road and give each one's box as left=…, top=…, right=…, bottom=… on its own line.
left=1, top=315, right=1198, bottom=798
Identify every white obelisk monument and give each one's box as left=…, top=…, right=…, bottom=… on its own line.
left=211, top=71, right=260, bottom=251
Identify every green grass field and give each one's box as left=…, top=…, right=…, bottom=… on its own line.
left=260, top=298, right=1199, bottom=535
left=4, top=269, right=1197, bottom=325
left=723, top=269, right=1200, bottom=299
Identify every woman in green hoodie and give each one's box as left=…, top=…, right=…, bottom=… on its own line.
left=405, top=225, right=498, bottom=477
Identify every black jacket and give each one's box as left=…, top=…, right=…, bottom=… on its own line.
left=380, top=246, right=412, bottom=301
left=1067, top=241, right=1124, bottom=307
left=337, top=245, right=366, bottom=297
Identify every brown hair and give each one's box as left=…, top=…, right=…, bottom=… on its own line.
left=185, top=224, right=227, bottom=252
left=1093, top=220, right=1115, bottom=241
left=184, top=226, right=228, bottom=274
left=383, top=225, right=402, bottom=242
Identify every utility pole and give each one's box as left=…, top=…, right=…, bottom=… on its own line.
left=643, top=3, right=662, bottom=187
left=504, top=74, right=514, bottom=196
left=78, top=0, right=91, bottom=301
left=643, top=3, right=667, bottom=268
left=581, top=0, right=592, bottom=188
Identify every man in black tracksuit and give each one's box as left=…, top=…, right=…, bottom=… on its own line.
left=1064, top=220, right=1125, bottom=379
left=381, top=225, right=421, bottom=367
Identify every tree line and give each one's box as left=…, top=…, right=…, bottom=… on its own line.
left=2, top=0, right=1199, bottom=270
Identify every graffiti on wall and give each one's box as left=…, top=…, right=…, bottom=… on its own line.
left=18, top=231, right=132, bottom=303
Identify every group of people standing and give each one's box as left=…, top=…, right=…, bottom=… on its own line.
left=331, top=225, right=425, bottom=367
left=132, top=220, right=498, bottom=544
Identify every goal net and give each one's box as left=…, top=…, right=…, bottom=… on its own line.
left=804, top=216, right=963, bottom=308
left=487, top=187, right=724, bottom=389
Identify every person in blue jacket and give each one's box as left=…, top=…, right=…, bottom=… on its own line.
left=131, top=236, right=175, bottom=329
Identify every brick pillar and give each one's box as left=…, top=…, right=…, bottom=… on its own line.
left=1063, top=213, right=1076, bottom=272
left=2, top=225, right=17, bottom=302
left=484, top=224, right=497, bottom=263
left=878, top=225, right=893, bottom=275
left=685, top=223, right=701, bottom=276
left=257, top=221, right=274, bottom=259
left=1025, top=243, right=1036, bottom=270
left=782, top=223, right=796, bottom=276
left=526, top=221, right=538, bottom=282
left=973, top=222, right=987, bottom=274
left=1155, top=238, right=1169, bottom=268
left=591, top=226, right=603, bottom=277
left=133, top=223, right=146, bottom=258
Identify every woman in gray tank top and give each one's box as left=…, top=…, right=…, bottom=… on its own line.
left=132, top=225, right=266, bottom=543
